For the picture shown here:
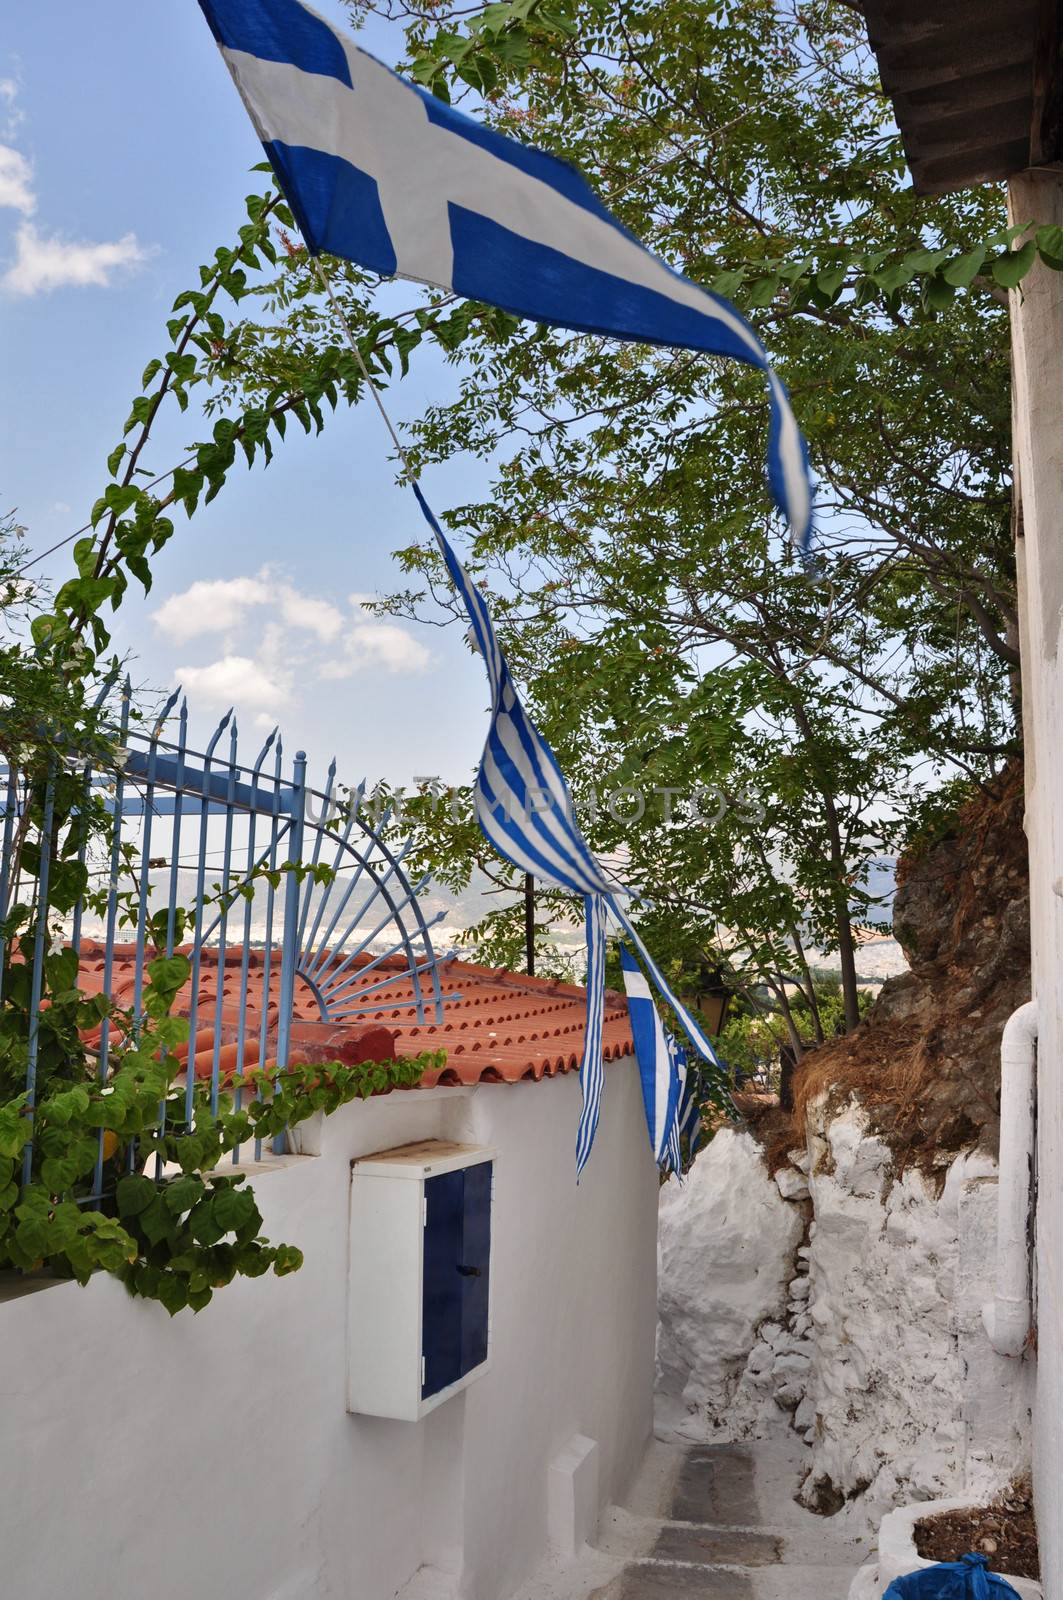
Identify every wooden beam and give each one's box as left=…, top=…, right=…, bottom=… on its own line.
left=1031, top=0, right=1063, bottom=163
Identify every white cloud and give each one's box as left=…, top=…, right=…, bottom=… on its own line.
left=0, top=76, right=154, bottom=296
left=174, top=655, right=291, bottom=714
left=321, top=622, right=431, bottom=678
left=2, top=222, right=152, bottom=297
left=158, top=576, right=429, bottom=731
left=152, top=574, right=344, bottom=646
left=0, top=77, right=24, bottom=139
left=151, top=576, right=271, bottom=643
left=278, top=585, right=343, bottom=641
left=0, top=144, right=34, bottom=215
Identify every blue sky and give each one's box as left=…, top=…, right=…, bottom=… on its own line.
left=0, top=1, right=491, bottom=792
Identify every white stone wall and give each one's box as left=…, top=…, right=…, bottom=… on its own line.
left=656, top=1103, right=1032, bottom=1519
left=799, top=1102, right=1031, bottom=1514
left=0, top=1061, right=658, bottom=1600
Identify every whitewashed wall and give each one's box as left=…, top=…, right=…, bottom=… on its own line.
left=0, top=1058, right=657, bottom=1600
left=1009, top=170, right=1063, bottom=1600
left=656, top=1107, right=1032, bottom=1519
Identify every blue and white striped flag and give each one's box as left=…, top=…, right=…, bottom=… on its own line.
left=669, top=1038, right=707, bottom=1174
left=621, top=943, right=682, bottom=1165
left=414, top=488, right=723, bottom=1173
left=666, top=1037, right=688, bottom=1175
left=197, top=0, right=813, bottom=551
left=198, top=0, right=746, bottom=1174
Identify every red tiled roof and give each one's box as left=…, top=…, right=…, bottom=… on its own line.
left=74, top=941, right=633, bottom=1090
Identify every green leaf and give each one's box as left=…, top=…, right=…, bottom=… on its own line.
left=709, top=269, right=745, bottom=299
left=871, top=259, right=916, bottom=293
left=147, top=953, right=191, bottom=999
left=745, top=275, right=780, bottom=307
left=163, top=1174, right=204, bottom=1215
left=989, top=239, right=1037, bottom=289
left=901, top=247, right=949, bottom=275
left=45, top=947, right=79, bottom=995
left=1036, top=224, right=1063, bottom=266
left=116, top=1173, right=156, bottom=1218
left=272, top=1243, right=303, bottom=1276
left=39, top=1156, right=79, bottom=1192
left=0, top=1100, right=30, bottom=1159
left=211, top=1186, right=257, bottom=1234
left=813, top=266, right=846, bottom=302
left=157, top=1274, right=189, bottom=1316
left=941, top=245, right=987, bottom=287
left=189, top=1200, right=226, bottom=1247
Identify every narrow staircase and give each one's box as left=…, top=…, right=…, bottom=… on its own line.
left=516, top=1435, right=872, bottom=1600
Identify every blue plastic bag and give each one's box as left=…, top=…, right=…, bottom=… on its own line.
left=884, top=1553, right=1024, bottom=1599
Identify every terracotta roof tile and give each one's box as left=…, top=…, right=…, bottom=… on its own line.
left=74, top=942, right=633, bottom=1091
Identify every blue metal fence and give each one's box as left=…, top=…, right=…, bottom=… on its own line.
left=0, top=682, right=448, bottom=1192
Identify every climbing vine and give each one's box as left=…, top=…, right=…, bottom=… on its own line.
left=1, top=186, right=458, bottom=1312
left=0, top=944, right=441, bottom=1312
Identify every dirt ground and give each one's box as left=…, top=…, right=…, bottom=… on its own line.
left=914, top=1479, right=1040, bottom=1581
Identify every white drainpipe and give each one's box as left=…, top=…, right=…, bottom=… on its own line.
left=982, top=999, right=1038, bottom=1359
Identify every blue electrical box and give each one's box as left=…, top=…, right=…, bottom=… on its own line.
left=348, top=1140, right=495, bottom=1420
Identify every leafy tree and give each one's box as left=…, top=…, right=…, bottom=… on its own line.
left=313, top=0, right=1029, bottom=1034
left=7, top=0, right=1052, bottom=1276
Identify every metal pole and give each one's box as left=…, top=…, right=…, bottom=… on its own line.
left=524, top=871, right=536, bottom=976
left=273, top=750, right=307, bottom=1153
left=23, top=763, right=57, bottom=1188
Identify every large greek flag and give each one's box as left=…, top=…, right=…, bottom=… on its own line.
left=197, top=0, right=814, bottom=551
left=198, top=0, right=748, bottom=1172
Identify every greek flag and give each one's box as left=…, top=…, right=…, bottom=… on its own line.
left=621, top=944, right=682, bottom=1165
left=413, top=491, right=715, bottom=1176
left=670, top=1040, right=706, bottom=1174
left=198, top=0, right=745, bottom=1173
left=197, top=0, right=814, bottom=551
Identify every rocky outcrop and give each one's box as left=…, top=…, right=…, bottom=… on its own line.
left=795, top=763, right=1029, bottom=1168
left=657, top=1109, right=1032, bottom=1513
left=656, top=766, right=1034, bottom=1511
left=798, top=1100, right=1031, bottom=1514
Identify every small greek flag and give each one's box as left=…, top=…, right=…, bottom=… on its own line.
left=621, top=950, right=707, bottom=1175
left=620, top=943, right=682, bottom=1165
left=197, top=0, right=813, bottom=551
left=670, top=1040, right=706, bottom=1173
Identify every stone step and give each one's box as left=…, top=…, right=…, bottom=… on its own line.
left=595, top=1559, right=755, bottom=1598
left=595, top=1558, right=860, bottom=1600
left=651, top=1525, right=783, bottom=1566
left=597, top=1513, right=868, bottom=1575
left=671, top=1445, right=761, bottom=1527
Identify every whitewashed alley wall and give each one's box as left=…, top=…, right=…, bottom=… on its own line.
left=0, top=1060, right=657, bottom=1600
left=657, top=1102, right=1032, bottom=1521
